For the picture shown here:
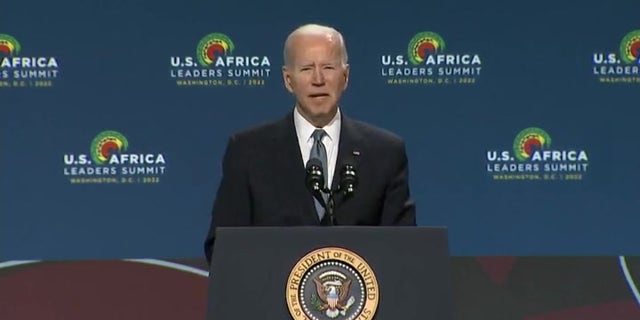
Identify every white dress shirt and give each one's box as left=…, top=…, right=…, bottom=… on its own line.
left=293, top=107, right=341, bottom=190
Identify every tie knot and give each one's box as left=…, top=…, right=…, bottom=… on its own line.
left=312, top=129, right=326, bottom=142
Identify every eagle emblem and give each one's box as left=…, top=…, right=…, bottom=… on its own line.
left=311, top=271, right=356, bottom=318
left=286, top=248, right=379, bottom=320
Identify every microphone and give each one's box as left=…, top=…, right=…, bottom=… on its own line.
left=330, top=163, right=357, bottom=213
left=305, top=157, right=326, bottom=207
left=305, top=157, right=338, bottom=225
left=339, top=164, right=358, bottom=196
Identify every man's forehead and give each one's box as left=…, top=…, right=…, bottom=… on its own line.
left=290, top=32, right=337, bottom=45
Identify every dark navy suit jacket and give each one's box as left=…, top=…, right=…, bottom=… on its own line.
left=204, top=111, right=416, bottom=263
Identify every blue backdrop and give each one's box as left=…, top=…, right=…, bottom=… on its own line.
left=2, top=0, right=639, bottom=260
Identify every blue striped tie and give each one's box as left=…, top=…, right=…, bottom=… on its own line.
left=310, top=129, right=328, bottom=219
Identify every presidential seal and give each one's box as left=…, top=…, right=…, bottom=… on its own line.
left=286, top=247, right=379, bottom=320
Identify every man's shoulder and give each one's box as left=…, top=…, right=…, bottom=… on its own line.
left=227, top=114, right=291, bottom=145
left=348, top=118, right=405, bottom=146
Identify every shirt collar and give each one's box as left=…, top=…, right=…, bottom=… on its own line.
left=294, top=106, right=341, bottom=144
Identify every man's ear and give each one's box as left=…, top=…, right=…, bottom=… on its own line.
left=343, top=64, right=350, bottom=90
left=282, top=66, right=294, bottom=93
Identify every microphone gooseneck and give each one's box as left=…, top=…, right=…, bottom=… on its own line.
left=305, top=159, right=359, bottom=226
left=305, top=158, right=327, bottom=208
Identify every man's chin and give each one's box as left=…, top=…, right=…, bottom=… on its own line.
left=297, top=107, right=337, bottom=126
left=297, top=100, right=337, bottom=114
left=309, top=102, right=337, bottom=113
left=311, top=108, right=337, bottom=118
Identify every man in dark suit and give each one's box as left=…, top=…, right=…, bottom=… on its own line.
left=204, top=23, right=416, bottom=264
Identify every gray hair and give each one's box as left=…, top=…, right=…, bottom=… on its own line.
left=283, top=24, right=349, bottom=67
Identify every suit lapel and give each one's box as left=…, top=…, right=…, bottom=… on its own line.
left=271, top=111, right=364, bottom=225
left=331, top=114, right=364, bottom=191
left=272, top=112, right=321, bottom=224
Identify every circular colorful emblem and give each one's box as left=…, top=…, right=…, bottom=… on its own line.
left=90, top=130, right=128, bottom=164
left=620, top=30, right=640, bottom=64
left=197, top=33, right=234, bottom=67
left=0, top=34, right=21, bottom=56
left=513, top=127, right=551, bottom=161
left=408, top=31, right=445, bottom=65
left=286, top=247, right=379, bottom=320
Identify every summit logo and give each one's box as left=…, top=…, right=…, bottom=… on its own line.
left=63, top=130, right=168, bottom=184
left=486, top=127, right=589, bottom=181
left=169, top=32, right=271, bottom=87
left=0, top=33, right=60, bottom=88
left=381, top=31, right=482, bottom=85
left=592, top=30, right=640, bottom=84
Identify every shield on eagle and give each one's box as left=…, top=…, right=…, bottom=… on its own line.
left=312, top=271, right=356, bottom=318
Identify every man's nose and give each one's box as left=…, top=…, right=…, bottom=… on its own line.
left=311, top=67, right=325, bottom=85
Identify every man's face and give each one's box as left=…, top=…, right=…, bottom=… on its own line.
left=282, top=33, right=349, bottom=125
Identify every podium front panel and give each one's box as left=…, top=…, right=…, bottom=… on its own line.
left=206, top=226, right=452, bottom=320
